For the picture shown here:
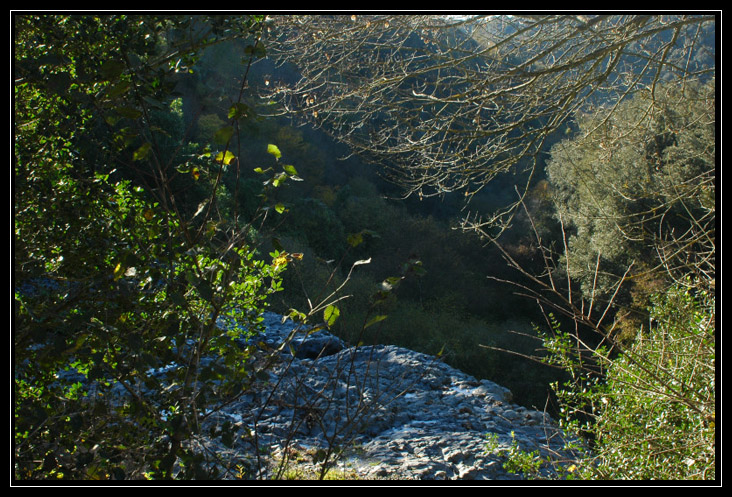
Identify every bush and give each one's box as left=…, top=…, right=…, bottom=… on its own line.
left=586, top=284, right=715, bottom=479
left=542, top=283, right=715, bottom=480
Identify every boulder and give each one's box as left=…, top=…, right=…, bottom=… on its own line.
left=195, top=312, right=578, bottom=480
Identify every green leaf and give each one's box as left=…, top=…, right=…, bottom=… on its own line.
left=347, top=229, right=379, bottom=247
left=287, top=309, right=307, bottom=324
left=271, top=238, right=284, bottom=252
left=142, top=95, right=166, bottom=110
left=271, top=172, right=287, bottom=188
left=46, top=72, right=72, bottom=94
left=195, top=279, right=214, bottom=303
left=169, top=292, right=187, bottom=308
left=364, top=314, right=388, bottom=329
left=324, top=305, right=340, bottom=327
left=213, top=125, right=234, bottom=145
left=282, top=164, right=298, bottom=176
left=267, top=144, right=282, bottom=160
left=228, top=103, right=249, bottom=120
left=133, top=142, right=152, bottom=161
left=274, top=203, right=286, bottom=214
left=214, top=150, right=236, bottom=165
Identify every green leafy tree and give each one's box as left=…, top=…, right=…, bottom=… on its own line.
left=545, top=79, right=715, bottom=336
left=13, top=14, right=299, bottom=480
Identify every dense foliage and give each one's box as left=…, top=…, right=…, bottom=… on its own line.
left=546, top=80, right=716, bottom=339
left=13, top=14, right=298, bottom=480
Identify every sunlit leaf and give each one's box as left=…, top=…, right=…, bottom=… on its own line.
left=267, top=144, right=281, bottom=160
left=113, top=262, right=125, bottom=281
left=271, top=172, right=287, bottom=188
left=274, top=203, right=286, bottom=214
left=192, top=200, right=207, bottom=218
left=324, top=305, right=340, bottom=327
left=272, top=255, right=289, bottom=267
left=214, top=150, right=236, bottom=165
left=287, top=309, right=307, bottom=323
left=282, top=164, right=298, bottom=176
left=191, top=167, right=201, bottom=181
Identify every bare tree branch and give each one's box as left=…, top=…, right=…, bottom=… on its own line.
left=259, top=14, right=714, bottom=234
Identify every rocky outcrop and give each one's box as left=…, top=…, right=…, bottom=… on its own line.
left=199, top=312, right=575, bottom=480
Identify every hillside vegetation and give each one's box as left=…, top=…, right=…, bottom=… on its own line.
left=14, top=14, right=715, bottom=481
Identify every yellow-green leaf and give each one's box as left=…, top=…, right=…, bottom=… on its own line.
left=133, top=142, right=152, bottom=161
left=324, top=305, right=340, bottom=327
left=272, top=255, right=289, bottom=267
left=214, top=150, right=236, bottom=165
left=436, top=343, right=446, bottom=358
left=113, top=262, right=125, bottom=281
left=267, top=144, right=282, bottom=160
